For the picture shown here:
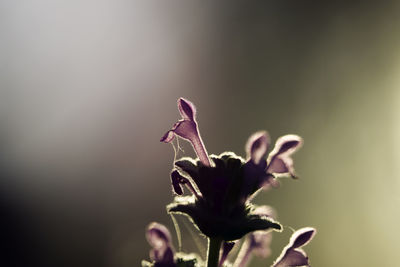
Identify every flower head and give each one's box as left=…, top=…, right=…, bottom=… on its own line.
left=161, top=98, right=303, bottom=241
left=273, top=227, right=316, bottom=267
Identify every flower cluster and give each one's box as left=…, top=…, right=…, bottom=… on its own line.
left=142, top=98, right=316, bottom=267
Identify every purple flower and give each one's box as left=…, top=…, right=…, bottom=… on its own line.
left=244, top=131, right=303, bottom=190
left=161, top=98, right=303, bottom=241
left=273, top=227, right=316, bottom=267
left=161, top=98, right=211, bottom=167
left=266, top=134, right=303, bottom=179
left=143, top=222, right=202, bottom=267
left=144, top=222, right=175, bottom=267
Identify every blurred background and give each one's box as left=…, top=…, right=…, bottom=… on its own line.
left=1, top=1, right=400, bottom=266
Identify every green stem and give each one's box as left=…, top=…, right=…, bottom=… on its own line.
left=207, top=237, right=222, bottom=267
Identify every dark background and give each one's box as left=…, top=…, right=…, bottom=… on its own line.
left=1, top=1, right=400, bottom=266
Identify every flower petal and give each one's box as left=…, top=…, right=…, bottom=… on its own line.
left=172, top=120, right=199, bottom=142
left=170, top=170, right=185, bottom=195
left=170, top=169, right=201, bottom=198
left=273, top=227, right=316, bottom=267
left=267, top=135, right=303, bottom=178
left=161, top=119, right=199, bottom=144
left=160, top=130, right=175, bottom=143
left=178, top=97, right=196, bottom=121
left=146, top=222, right=172, bottom=249
left=267, top=157, right=291, bottom=173
left=290, top=227, right=316, bottom=249
left=146, top=222, right=175, bottom=264
left=271, top=134, right=303, bottom=155
left=273, top=249, right=309, bottom=267
left=245, top=131, right=270, bottom=165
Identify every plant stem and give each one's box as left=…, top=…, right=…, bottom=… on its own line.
left=207, top=237, right=222, bottom=267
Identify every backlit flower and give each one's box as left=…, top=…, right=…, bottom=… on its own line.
left=161, top=98, right=303, bottom=242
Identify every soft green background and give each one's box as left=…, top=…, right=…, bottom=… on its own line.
left=1, top=1, right=400, bottom=266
